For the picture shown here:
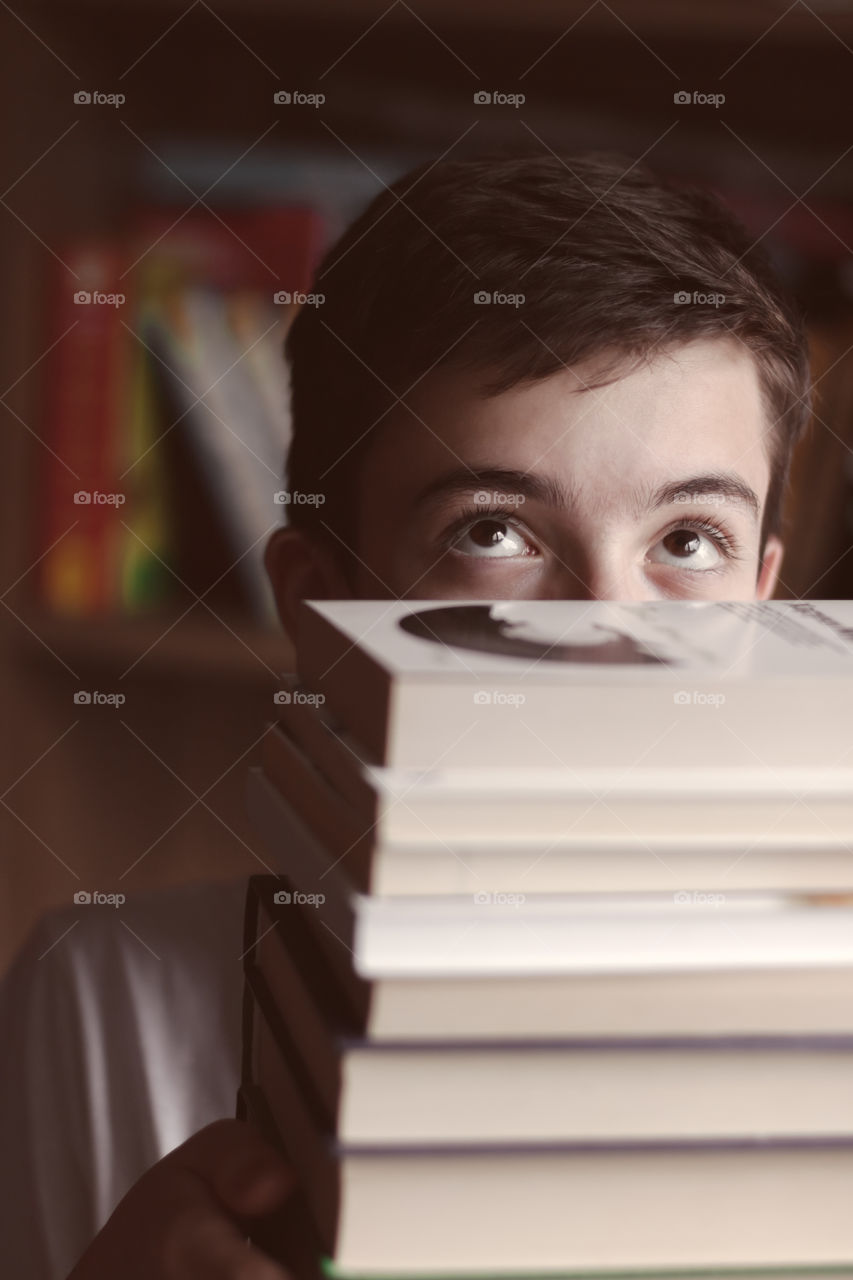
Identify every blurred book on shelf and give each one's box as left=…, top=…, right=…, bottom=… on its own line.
left=34, top=195, right=327, bottom=626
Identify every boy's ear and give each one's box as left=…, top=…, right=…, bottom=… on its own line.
left=264, top=526, right=353, bottom=641
left=756, top=534, right=785, bottom=600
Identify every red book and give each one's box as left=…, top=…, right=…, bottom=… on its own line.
left=126, top=204, right=326, bottom=295
left=37, top=242, right=130, bottom=613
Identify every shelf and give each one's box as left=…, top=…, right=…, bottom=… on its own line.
left=14, top=607, right=294, bottom=683
left=33, top=0, right=853, bottom=40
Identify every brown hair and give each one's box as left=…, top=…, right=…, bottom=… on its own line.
left=285, top=149, right=811, bottom=564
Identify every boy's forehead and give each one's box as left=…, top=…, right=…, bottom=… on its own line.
left=364, top=337, right=772, bottom=514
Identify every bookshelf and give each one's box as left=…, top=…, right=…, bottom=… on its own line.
left=1, top=0, right=852, bottom=974
left=14, top=612, right=290, bottom=680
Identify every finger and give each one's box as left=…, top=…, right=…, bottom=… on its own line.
left=164, top=1204, right=290, bottom=1280
left=166, top=1119, right=294, bottom=1216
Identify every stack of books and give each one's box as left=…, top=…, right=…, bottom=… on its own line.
left=239, top=597, right=853, bottom=1279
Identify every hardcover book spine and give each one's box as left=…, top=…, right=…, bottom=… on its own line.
left=37, top=242, right=128, bottom=614
left=296, top=602, right=393, bottom=763
left=237, top=1081, right=325, bottom=1280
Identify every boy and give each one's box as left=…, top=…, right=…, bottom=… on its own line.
left=2, top=149, right=810, bottom=1279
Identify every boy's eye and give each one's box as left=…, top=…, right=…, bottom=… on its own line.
left=648, top=524, right=728, bottom=571
left=450, top=517, right=534, bottom=559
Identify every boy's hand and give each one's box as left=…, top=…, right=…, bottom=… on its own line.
left=66, top=1119, right=296, bottom=1279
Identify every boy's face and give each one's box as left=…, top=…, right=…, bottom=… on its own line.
left=344, top=337, right=784, bottom=602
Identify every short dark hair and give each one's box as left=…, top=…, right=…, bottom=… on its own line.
left=285, top=149, right=811, bottom=564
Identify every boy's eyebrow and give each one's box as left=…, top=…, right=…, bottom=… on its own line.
left=647, top=475, right=761, bottom=520
left=414, top=468, right=761, bottom=521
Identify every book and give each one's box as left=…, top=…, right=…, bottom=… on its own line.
left=262, top=713, right=853, bottom=896
left=143, top=285, right=294, bottom=622
left=246, top=769, right=853, bottom=979
left=239, top=901, right=853, bottom=1275
left=294, top=599, right=853, bottom=770
left=236, top=1081, right=326, bottom=1280
left=34, top=202, right=325, bottom=619
left=37, top=242, right=132, bottom=613
left=244, top=880, right=853, bottom=1145
left=242, top=598, right=853, bottom=1278
left=244, top=973, right=853, bottom=1278
left=243, top=865, right=853, bottom=1041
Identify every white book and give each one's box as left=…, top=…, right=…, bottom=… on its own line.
left=273, top=671, right=853, bottom=843
left=248, top=907, right=853, bottom=1143
left=263, top=716, right=853, bottom=896
left=256, top=1010, right=853, bottom=1276
left=296, top=599, right=853, bottom=770
left=247, top=769, right=853, bottom=980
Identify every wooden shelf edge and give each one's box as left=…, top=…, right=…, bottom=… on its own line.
left=12, top=608, right=295, bottom=682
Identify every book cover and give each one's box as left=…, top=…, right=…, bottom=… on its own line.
left=296, top=600, right=853, bottom=769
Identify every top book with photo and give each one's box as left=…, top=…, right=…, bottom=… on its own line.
left=295, top=600, right=853, bottom=770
